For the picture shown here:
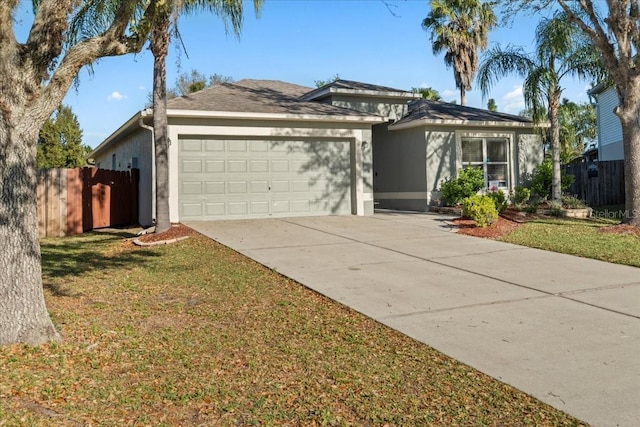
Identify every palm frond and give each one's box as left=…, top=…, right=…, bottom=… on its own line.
left=476, top=44, right=534, bottom=98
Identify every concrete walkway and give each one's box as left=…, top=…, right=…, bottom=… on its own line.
left=186, top=212, right=640, bottom=427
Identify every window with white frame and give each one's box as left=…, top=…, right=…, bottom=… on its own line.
left=461, top=136, right=509, bottom=190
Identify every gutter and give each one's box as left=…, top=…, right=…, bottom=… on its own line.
left=165, top=109, right=386, bottom=124
left=388, top=118, right=545, bottom=131
left=138, top=109, right=156, bottom=225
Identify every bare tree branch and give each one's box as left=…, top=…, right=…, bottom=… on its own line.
left=381, top=0, right=401, bottom=18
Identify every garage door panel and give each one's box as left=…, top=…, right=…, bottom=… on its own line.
left=227, top=181, right=247, bottom=194
left=272, top=200, right=291, bottom=213
left=292, top=200, right=310, bottom=212
left=205, top=160, right=225, bottom=173
left=205, top=202, right=225, bottom=216
left=228, top=202, right=249, bottom=215
left=179, top=138, right=352, bottom=220
left=270, top=180, right=290, bottom=192
left=182, top=139, right=202, bottom=152
left=249, top=159, right=269, bottom=173
left=293, top=180, right=314, bottom=192
left=271, top=160, right=289, bottom=173
left=205, top=140, right=224, bottom=152
left=250, top=201, right=270, bottom=214
left=205, top=181, right=225, bottom=195
left=228, top=160, right=247, bottom=173
left=250, top=180, right=269, bottom=193
left=227, top=140, right=247, bottom=152
left=182, top=181, right=202, bottom=195
left=181, top=159, right=202, bottom=173
left=182, top=203, right=203, bottom=217
left=250, top=140, right=269, bottom=152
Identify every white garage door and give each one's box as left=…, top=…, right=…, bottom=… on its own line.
left=178, top=137, right=352, bottom=220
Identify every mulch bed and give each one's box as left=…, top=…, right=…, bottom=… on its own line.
left=598, top=223, right=640, bottom=236
left=451, top=208, right=532, bottom=239
left=135, top=223, right=199, bottom=243
left=452, top=215, right=523, bottom=239
left=452, top=208, right=640, bottom=239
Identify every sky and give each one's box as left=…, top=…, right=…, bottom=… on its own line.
left=16, top=0, right=595, bottom=148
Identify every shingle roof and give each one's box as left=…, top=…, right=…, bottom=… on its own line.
left=392, top=99, right=533, bottom=127
left=319, top=79, right=411, bottom=94
left=166, top=79, right=377, bottom=117
left=302, top=79, right=416, bottom=101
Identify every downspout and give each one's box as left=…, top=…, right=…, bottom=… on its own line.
left=139, top=109, right=156, bottom=227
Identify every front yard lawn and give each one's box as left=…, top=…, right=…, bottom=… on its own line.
left=0, top=230, right=586, bottom=426
left=498, top=217, right=640, bottom=268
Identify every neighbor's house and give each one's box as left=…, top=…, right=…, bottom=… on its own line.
left=588, top=83, right=624, bottom=161
left=90, top=79, right=542, bottom=226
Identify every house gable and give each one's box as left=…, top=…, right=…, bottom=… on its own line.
left=302, top=79, right=420, bottom=121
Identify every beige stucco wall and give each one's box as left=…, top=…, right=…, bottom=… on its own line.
left=323, top=94, right=411, bottom=121
left=373, top=124, right=429, bottom=211
left=516, top=132, right=544, bottom=184
left=373, top=124, right=542, bottom=210
left=166, top=116, right=375, bottom=222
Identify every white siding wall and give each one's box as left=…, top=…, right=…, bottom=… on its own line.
left=92, top=129, right=154, bottom=226
left=596, top=87, right=624, bottom=160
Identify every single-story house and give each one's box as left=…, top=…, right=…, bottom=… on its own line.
left=91, top=79, right=542, bottom=226
left=373, top=98, right=542, bottom=210
left=588, top=83, right=623, bottom=161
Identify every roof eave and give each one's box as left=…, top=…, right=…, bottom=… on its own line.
left=89, top=110, right=150, bottom=158
left=302, top=86, right=419, bottom=102
left=587, top=81, right=610, bottom=96
left=166, top=109, right=385, bottom=124
left=388, top=118, right=543, bottom=131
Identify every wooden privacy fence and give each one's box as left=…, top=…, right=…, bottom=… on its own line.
left=37, top=168, right=139, bottom=238
left=563, top=160, right=625, bottom=206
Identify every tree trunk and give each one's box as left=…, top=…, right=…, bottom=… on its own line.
left=460, top=88, right=466, bottom=106
left=617, top=107, right=640, bottom=226
left=548, top=91, right=562, bottom=202
left=151, top=15, right=171, bottom=234
left=0, top=119, right=60, bottom=345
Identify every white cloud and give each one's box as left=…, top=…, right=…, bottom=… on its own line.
left=138, top=85, right=146, bottom=91
left=107, top=91, right=127, bottom=101
left=441, top=89, right=457, bottom=101
left=501, top=86, right=525, bottom=114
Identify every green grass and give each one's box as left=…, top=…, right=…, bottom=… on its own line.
left=499, top=214, right=640, bottom=267
left=0, top=231, right=586, bottom=426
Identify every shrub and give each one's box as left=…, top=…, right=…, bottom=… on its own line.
left=562, top=194, right=586, bottom=209
left=512, top=186, right=531, bottom=207
left=487, top=190, right=508, bottom=213
left=462, top=195, right=498, bottom=227
left=530, top=159, right=576, bottom=199
left=440, top=167, right=485, bottom=206
left=547, top=200, right=563, bottom=217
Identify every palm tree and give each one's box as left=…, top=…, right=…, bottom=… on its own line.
left=422, top=0, right=496, bottom=106
left=149, top=0, right=260, bottom=233
left=476, top=13, right=604, bottom=202
left=69, top=0, right=260, bottom=233
left=411, top=86, right=443, bottom=101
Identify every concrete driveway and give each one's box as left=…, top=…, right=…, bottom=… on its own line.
left=186, top=212, right=640, bottom=427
